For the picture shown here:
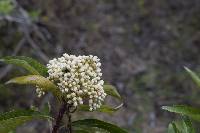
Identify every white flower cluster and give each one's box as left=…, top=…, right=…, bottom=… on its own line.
left=36, top=53, right=106, bottom=111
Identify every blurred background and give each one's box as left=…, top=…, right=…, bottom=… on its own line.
left=0, top=0, right=200, bottom=133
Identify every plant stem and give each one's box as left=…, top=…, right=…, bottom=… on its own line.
left=52, top=102, right=68, bottom=133
left=66, top=105, right=72, bottom=133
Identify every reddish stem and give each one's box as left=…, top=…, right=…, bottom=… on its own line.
left=52, top=102, right=68, bottom=133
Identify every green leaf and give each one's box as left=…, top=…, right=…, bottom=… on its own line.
left=72, top=119, right=128, bottom=133
left=78, top=104, right=123, bottom=114
left=0, top=0, right=13, bottom=14
left=184, top=67, right=200, bottom=88
left=73, top=130, right=90, bottom=133
left=103, top=85, right=121, bottom=99
left=162, top=105, right=200, bottom=121
left=77, top=85, right=123, bottom=114
left=0, top=109, right=52, bottom=133
left=182, top=116, right=195, bottom=133
left=72, top=126, right=108, bottom=133
left=0, top=58, right=39, bottom=75
left=8, top=131, right=16, bottom=133
left=168, top=122, right=180, bottom=133
left=168, top=118, right=195, bottom=133
left=0, top=56, right=48, bottom=76
left=6, top=75, right=61, bottom=100
left=29, top=10, right=41, bottom=21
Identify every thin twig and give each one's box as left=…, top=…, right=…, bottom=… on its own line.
left=0, top=3, right=49, bottom=63
left=24, top=33, right=49, bottom=62
left=13, top=38, right=26, bottom=55
left=0, top=16, right=26, bottom=24
left=12, top=0, right=50, bottom=62
left=12, top=0, right=31, bottom=25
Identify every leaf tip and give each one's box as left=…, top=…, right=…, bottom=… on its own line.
left=5, top=80, right=14, bottom=85
left=161, top=106, right=168, bottom=110
left=184, top=66, right=190, bottom=72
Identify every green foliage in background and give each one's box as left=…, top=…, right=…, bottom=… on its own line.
left=163, top=67, right=200, bottom=133
left=28, top=10, right=41, bottom=21
left=0, top=0, right=14, bottom=14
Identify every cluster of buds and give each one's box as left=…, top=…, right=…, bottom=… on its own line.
left=36, top=53, right=106, bottom=111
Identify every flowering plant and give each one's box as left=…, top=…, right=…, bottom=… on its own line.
left=0, top=54, right=127, bottom=133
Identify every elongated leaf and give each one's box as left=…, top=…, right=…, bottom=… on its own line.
left=73, top=130, right=90, bottom=133
left=74, top=127, right=108, bottom=133
left=78, top=104, right=123, bottom=113
left=72, top=126, right=108, bottom=133
left=0, top=109, right=52, bottom=133
left=15, top=56, right=48, bottom=76
left=168, top=122, right=180, bottom=133
left=72, top=119, right=128, bottom=133
left=6, top=75, right=61, bottom=99
left=0, top=56, right=48, bottom=76
left=162, top=105, right=200, bottom=121
left=103, top=85, right=121, bottom=99
left=182, top=116, right=195, bottom=133
left=0, top=58, right=39, bottom=75
left=185, top=67, right=200, bottom=88
left=169, top=118, right=195, bottom=133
